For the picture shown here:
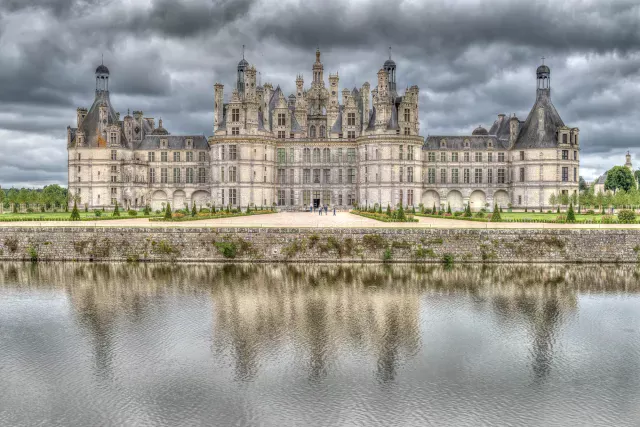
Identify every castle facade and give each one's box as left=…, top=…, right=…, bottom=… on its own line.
left=67, top=50, right=579, bottom=211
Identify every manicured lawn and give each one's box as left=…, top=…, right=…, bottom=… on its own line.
left=500, top=212, right=610, bottom=222
left=0, top=211, right=159, bottom=221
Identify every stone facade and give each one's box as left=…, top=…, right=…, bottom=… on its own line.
left=1, top=227, right=639, bottom=263
left=67, top=53, right=578, bottom=211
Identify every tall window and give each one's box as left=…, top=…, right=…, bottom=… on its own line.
left=562, top=134, right=568, bottom=144
left=497, top=168, right=505, bottom=184
left=408, top=146, right=414, bottom=160
left=111, top=150, right=117, bottom=160
left=407, top=167, right=413, bottom=183
left=161, top=168, right=167, bottom=183
left=440, top=168, right=446, bottom=183
left=428, top=152, right=435, bottom=162
left=487, top=152, right=493, bottom=162
left=229, top=166, right=237, bottom=183
left=464, top=168, right=470, bottom=184
left=347, top=148, right=356, bottom=163
left=232, top=108, right=240, bottom=122
left=186, top=168, right=194, bottom=184
left=475, top=152, right=482, bottom=162
left=290, top=189, right=295, bottom=206
left=428, top=168, right=436, bottom=184
left=198, top=168, right=206, bottom=183
left=313, top=169, right=320, bottom=183
left=319, top=126, right=326, bottom=138
left=498, top=152, right=505, bottom=162
left=487, top=169, right=493, bottom=184
left=464, top=152, right=470, bottom=162
left=173, top=152, right=180, bottom=162
left=337, top=148, right=343, bottom=162
left=574, top=167, right=577, bottom=182
left=399, top=167, right=404, bottom=183
left=173, top=168, right=180, bottom=183
left=149, top=168, right=155, bottom=183
left=221, top=167, right=225, bottom=183
left=290, top=148, right=294, bottom=162
left=452, top=169, right=459, bottom=184
left=323, top=148, right=331, bottom=162
left=347, top=131, right=355, bottom=139
left=440, top=152, right=446, bottom=162
left=399, top=146, right=404, bottom=160
left=474, top=168, right=482, bottom=184
left=407, top=189, right=414, bottom=206
left=303, top=148, right=311, bottom=162
left=574, top=151, right=578, bottom=160
left=277, top=169, right=285, bottom=184
left=278, top=190, right=286, bottom=206
left=278, top=113, right=286, bottom=126
left=110, top=133, right=117, bottom=145
left=229, top=189, right=237, bottom=205
left=452, top=152, right=459, bottom=162
left=404, top=108, right=410, bottom=122
left=520, top=151, right=525, bottom=161
left=338, top=169, right=343, bottom=184
left=562, top=167, right=568, bottom=182
left=277, top=131, right=286, bottom=139
left=347, top=113, right=356, bottom=126
left=277, top=148, right=286, bottom=163
left=289, top=169, right=294, bottom=184
left=310, top=126, right=316, bottom=137
left=562, top=150, right=568, bottom=160
left=323, top=169, right=331, bottom=184
left=348, top=168, right=355, bottom=184
left=186, top=152, right=193, bottom=162
left=229, top=145, right=237, bottom=160
left=148, top=152, right=155, bottom=162
left=303, top=169, right=310, bottom=184
left=313, top=148, right=321, bottom=163
left=520, top=167, right=526, bottom=182
left=404, top=128, right=410, bottom=135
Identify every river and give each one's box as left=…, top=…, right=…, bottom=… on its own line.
left=1, top=263, right=639, bottom=426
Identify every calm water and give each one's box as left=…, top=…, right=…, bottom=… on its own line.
left=1, top=263, right=640, bottom=427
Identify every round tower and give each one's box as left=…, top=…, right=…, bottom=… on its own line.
left=95, top=62, right=109, bottom=92
left=383, top=47, right=396, bottom=94
left=237, top=46, right=249, bottom=98
left=536, top=63, right=550, bottom=91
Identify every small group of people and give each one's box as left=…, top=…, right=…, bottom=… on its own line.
left=310, top=204, right=336, bottom=216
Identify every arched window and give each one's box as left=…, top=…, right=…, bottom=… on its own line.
left=319, top=125, right=326, bottom=138
left=323, top=148, right=330, bottom=163
left=310, top=126, right=316, bottom=137
left=303, top=148, right=311, bottom=163
left=313, top=148, right=321, bottom=163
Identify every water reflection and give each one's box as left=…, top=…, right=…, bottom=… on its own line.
left=1, top=263, right=640, bottom=426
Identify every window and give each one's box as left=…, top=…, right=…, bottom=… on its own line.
left=574, top=167, right=577, bottom=182
left=221, top=146, right=226, bottom=160
left=186, top=168, right=194, bottom=184
left=562, top=133, right=568, bottom=144
left=407, top=189, right=414, bottom=206
left=161, top=168, right=168, bottom=183
left=347, top=113, right=356, bottom=126
left=440, top=168, right=446, bottom=183
left=229, top=145, right=237, bottom=160
left=278, top=113, right=286, bottom=126
left=498, top=152, right=505, bottom=162
left=497, top=168, right=505, bottom=184
left=111, top=150, right=117, bottom=160
left=487, top=153, right=493, bottom=162
left=452, top=169, right=459, bottom=184
left=400, top=146, right=404, bottom=160
left=186, top=152, right=193, bottom=162
left=518, top=195, right=522, bottom=205
left=487, top=169, right=493, bottom=184
left=303, top=169, right=310, bottom=184
left=278, top=190, right=286, bottom=206
left=278, top=131, right=286, bottom=139
left=428, top=168, right=436, bottom=184
left=229, top=188, right=237, bottom=206
left=232, top=108, right=240, bottom=122
left=173, top=168, right=181, bottom=183
left=338, top=193, right=343, bottom=205
left=338, top=169, right=343, bottom=184
left=574, top=151, right=578, bottom=160
left=313, top=148, right=321, bottom=163
left=428, top=152, right=435, bottom=162
left=347, top=130, right=356, bottom=139
left=347, top=148, right=356, bottom=163
left=323, top=169, right=331, bottom=184
left=404, top=128, right=410, bottom=135
left=303, top=148, right=311, bottom=162
left=110, top=133, right=117, bottom=145
left=77, top=166, right=81, bottom=173
left=111, top=187, right=117, bottom=196
left=475, top=152, right=482, bottom=162
left=221, top=167, right=225, bottom=183
left=231, top=127, right=239, bottom=135
left=520, top=167, right=525, bottom=182
left=464, top=168, right=470, bottom=184
left=149, top=168, right=156, bottom=183
left=277, top=148, right=286, bottom=164
left=520, top=151, right=525, bottom=161
left=464, top=152, right=470, bottom=162
left=313, top=169, right=320, bottom=183
left=337, top=148, right=343, bottom=162
left=408, top=146, right=414, bottom=160
left=221, top=189, right=224, bottom=206
left=452, top=152, right=459, bottom=162
left=408, top=167, right=413, bottom=183
left=277, top=169, right=285, bottom=184
left=111, top=175, right=117, bottom=183
left=198, top=168, right=206, bottom=183
left=148, top=152, right=155, bottom=162
left=309, top=126, right=316, bottom=137
left=290, top=189, right=295, bottom=206
left=562, top=150, right=568, bottom=160
left=290, top=148, right=294, bottom=162
left=173, top=152, right=180, bottom=162
left=323, top=148, right=330, bottom=163
left=399, top=167, right=404, bottom=183
left=365, top=166, right=368, bottom=183
left=348, top=168, right=356, bottom=184
left=289, top=169, right=294, bottom=184
left=229, top=166, right=237, bottom=183
left=303, top=190, right=311, bottom=206
left=474, top=168, right=482, bottom=184
left=319, top=126, right=326, bottom=138
left=404, top=108, right=410, bottom=122
left=562, top=167, right=568, bottom=182
left=399, top=190, right=403, bottom=206
left=111, top=165, right=117, bottom=173
left=161, top=151, right=168, bottom=162
left=440, top=152, right=446, bottom=162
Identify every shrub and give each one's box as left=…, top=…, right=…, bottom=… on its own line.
left=555, top=215, right=567, bottom=223
left=94, top=210, right=102, bottom=217
left=442, top=254, right=454, bottom=266
left=586, top=210, right=595, bottom=215
left=26, top=245, right=38, bottom=262
left=491, top=203, right=501, bottom=222
left=26, top=208, right=34, bottom=213
left=363, top=234, right=385, bottom=250
left=474, top=211, right=486, bottom=218
left=383, top=248, right=392, bottom=262
left=463, top=204, right=472, bottom=217
left=164, top=202, right=172, bottom=219
left=172, top=213, right=185, bottom=219
left=308, top=234, right=320, bottom=248
left=618, top=209, right=636, bottom=224
left=601, top=215, right=615, bottom=224
left=215, top=241, right=237, bottom=258
left=453, top=212, right=462, bottom=217
left=191, top=202, right=197, bottom=217
left=70, top=200, right=81, bottom=221
left=566, top=202, right=576, bottom=222
left=143, top=205, right=151, bottom=216
left=113, top=201, right=120, bottom=217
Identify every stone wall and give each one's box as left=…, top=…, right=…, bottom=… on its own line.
left=0, top=227, right=639, bottom=263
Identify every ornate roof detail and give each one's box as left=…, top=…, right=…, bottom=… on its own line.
left=472, top=125, right=489, bottom=136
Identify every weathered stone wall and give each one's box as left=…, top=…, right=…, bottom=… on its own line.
left=0, top=227, right=639, bottom=263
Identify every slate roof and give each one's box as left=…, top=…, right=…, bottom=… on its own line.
left=423, top=135, right=508, bottom=151
left=70, top=90, right=129, bottom=148
left=513, top=89, right=565, bottom=149
left=331, top=105, right=343, bottom=133
left=135, top=135, right=209, bottom=150
left=488, top=114, right=512, bottom=140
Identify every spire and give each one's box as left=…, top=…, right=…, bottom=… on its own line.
left=242, top=44, right=245, bottom=60
left=389, top=46, right=392, bottom=60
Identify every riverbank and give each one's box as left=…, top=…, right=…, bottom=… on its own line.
left=0, top=226, right=639, bottom=263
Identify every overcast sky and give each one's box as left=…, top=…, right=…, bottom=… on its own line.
left=1, top=0, right=639, bottom=188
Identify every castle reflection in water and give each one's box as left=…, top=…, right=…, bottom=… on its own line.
left=1, top=262, right=639, bottom=384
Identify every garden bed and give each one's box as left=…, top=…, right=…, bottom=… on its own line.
left=351, top=210, right=418, bottom=223
left=150, top=210, right=275, bottom=222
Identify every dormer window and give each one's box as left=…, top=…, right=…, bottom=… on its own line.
left=440, top=139, right=446, bottom=148
left=232, top=108, right=240, bottom=122
left=488, top=141, right=493, bottom=148
left=186, top=139, right=193, bottom=149
left=464, top=139, right=470, bottom=148
left=161, top=139, right=167, bottom=149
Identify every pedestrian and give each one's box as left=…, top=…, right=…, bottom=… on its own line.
left=333, top=207, right=336, bottom=216
left=325, top=205, right=328, bottom=215
left=310, top=203, right=313, bottom=213
left=319, top=206, right=322, bottom=216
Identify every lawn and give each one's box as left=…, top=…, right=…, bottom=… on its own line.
left=500, top=212, right=611, bottom=222
left=0, top=211, right=159, bottom=221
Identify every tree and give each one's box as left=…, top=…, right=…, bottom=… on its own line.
left=113, top=201, right=120, bottom=216
left=464, top=203, right=472, bottom=217
left=635, top=169, right=640, bottom=187
left=386, top=204, right=391, bottom=216
left=605, top=166, right=635, bottom=193
left=566, top=202, right=576, bottom=222
left=397, top=204, right=406, bottom=221
left=549, top=193, right=557, bottom=209
left=70, top=200, right=81, bottom=221
left=0, top=187, right=4, bottom=213
left=447, top=203, right=452, bottom=214
left=165, top=202, right=172, bottom=219
left=191, top=201, right=197, bottom=217
left=579, top=176, right=588, bottom=192
left=491, top=203, right=501, bottom=222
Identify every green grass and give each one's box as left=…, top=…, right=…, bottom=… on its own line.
left=0, top=211, right=160, bottom=221
left=500, top=212, right=625, bottom=222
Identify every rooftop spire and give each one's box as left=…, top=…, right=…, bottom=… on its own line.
left=242, top=44, right=245, bottom=60
left=389, top=46, right=392, bottom=60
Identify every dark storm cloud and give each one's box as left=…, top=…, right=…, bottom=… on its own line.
left=0, top=0, right=639, bottom=187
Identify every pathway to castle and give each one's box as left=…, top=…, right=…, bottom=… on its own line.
left=1, top=212, right=640, bottom=229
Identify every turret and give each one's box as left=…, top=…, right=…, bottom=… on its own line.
left=77, top=108, right=87, bottom=127
left=383, top=48, right=397, bottom=96
left=509, top=115, right=520, bottom=148
left=237, top=47, right=249, bottom=99
left=329, top=73, right=339, bottom=109
left=95, top=62, right=109, bottom=93
left=536, top=61, right=550, bottom=100
left=360, top=82, right=370, bottom=133
left=312, top=48, right=324, bottom=87
left=214, top=83, right=224, bottom=132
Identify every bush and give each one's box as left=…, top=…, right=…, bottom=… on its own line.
left=215, top=241, right=237, bottom=258
left=601, top=215, right=616, bottom=224
left=566, top=202, right=576, bottom=222
left=128, top=210, right=138, bottom=216
left=70, top=200, right=81, bottom=221
left=491, top=203, right=501, bottom=222
left=586, top=210, right=595, bottom=215
left=172, top=212, right=185, bottom=219
left=113, top=201, right=120, bottom=217
left=164, top=203, right=172, bottom=219
left=94, top=210, right=102, bottom=217
left=143, top=205, right=151, bottom=216
left=383, top=248, right=392, bottom=262
left=453, top=212, right=462, bottom=217
left=474, top=211, right=486, bottom=218
left=618, top=209, right=636, bottom=224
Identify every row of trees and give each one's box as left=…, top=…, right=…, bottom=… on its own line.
left=0, top=185, right=68, bottom=211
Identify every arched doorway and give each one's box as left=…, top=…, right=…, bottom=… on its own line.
left=493, top=190, right=509, bottom=208
left=469, top=190, right=486, bottom=211
left=191, top=190, right=210, bottom=209
left=173, top=190, right=186, bottom=210
left=151, top=190, right=167, bottom=211
left=421, top=190, right=440, bottom=210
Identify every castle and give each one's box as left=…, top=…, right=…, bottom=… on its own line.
left=67, top=50, right=580, bottom=211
